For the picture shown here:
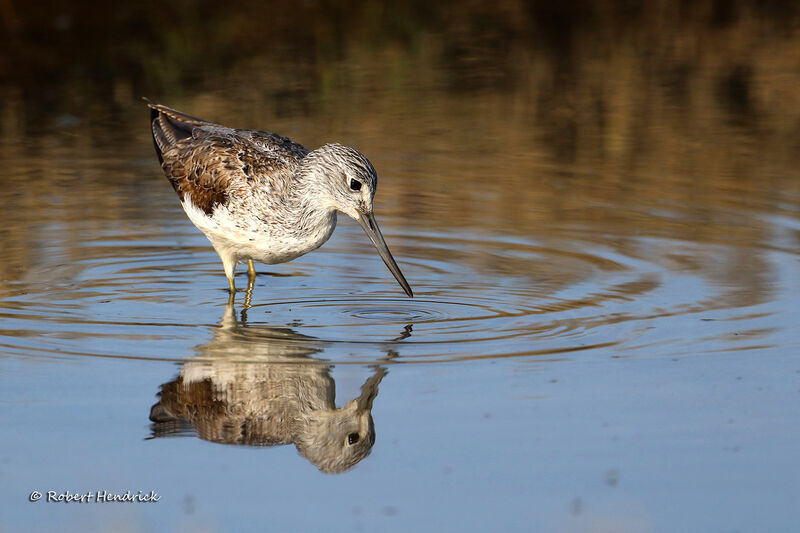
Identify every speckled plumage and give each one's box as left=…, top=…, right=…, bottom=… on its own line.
left=147, top=102, right=412, bottom=297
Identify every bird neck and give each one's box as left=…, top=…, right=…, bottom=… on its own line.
left=286, top=162, right=337, bottom=234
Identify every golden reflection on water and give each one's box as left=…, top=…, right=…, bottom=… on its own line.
left=0, top=0, right=798, bottom=348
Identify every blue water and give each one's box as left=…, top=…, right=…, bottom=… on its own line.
left=3, top=347, right=798, bottom=533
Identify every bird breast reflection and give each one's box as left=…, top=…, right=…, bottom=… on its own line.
left=149, top=305, right=389, bottom=474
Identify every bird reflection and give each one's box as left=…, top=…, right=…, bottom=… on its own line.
left=148, top=304, right=392, bottom=473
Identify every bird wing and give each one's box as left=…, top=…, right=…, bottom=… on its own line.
left=148, top=102, right=309, bottom=215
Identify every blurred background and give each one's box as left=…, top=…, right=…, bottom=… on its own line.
left=1, top=0, right=799, bottom=289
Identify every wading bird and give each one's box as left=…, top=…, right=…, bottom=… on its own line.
left=148, top=102, right=412, bottom=299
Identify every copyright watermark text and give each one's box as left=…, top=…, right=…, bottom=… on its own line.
left=29, top=490, right=160, bottom=503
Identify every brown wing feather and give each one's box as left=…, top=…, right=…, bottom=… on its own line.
left=149, top=374, right=294, bottom=446
left=160, top=134, right=241, bottom=215
left=147, top=102, right=310, bottom=216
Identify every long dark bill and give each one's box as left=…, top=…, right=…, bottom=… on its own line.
left=357, top=211, right=413, bottom=297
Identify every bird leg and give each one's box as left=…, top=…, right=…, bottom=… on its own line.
left=247, top=259, right=256, bottom=278
left=216, top=247, right=238, bottom=297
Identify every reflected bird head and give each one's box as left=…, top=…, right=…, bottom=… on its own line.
left=293, top=367, right=384, bottom=473
left=294, top=402, right=377, bottom=474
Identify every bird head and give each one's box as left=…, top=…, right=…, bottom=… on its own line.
left=303, top=143, right=413, bottom=297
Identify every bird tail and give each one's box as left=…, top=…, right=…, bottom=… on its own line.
left=145, top=98, right=211, bottom=164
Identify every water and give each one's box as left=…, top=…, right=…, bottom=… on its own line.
left=2, top=2, right=800, bottom=531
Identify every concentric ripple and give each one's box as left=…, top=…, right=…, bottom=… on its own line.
left=0, top=219, right=796, bottom=364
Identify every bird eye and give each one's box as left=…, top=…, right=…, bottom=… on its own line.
left=349, top=179, right=362, bottom=191
left=347, top=432, right=360, bottom=445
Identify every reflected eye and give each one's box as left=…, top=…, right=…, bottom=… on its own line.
left=349, top=179, right=362, bottom=191
left=347, top=432, right=360, bottom=445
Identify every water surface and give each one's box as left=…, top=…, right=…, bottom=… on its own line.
left=1, top=2, right=799, bottom=531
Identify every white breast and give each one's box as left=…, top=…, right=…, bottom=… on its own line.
left=181, top=197, right=337, bottom=265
